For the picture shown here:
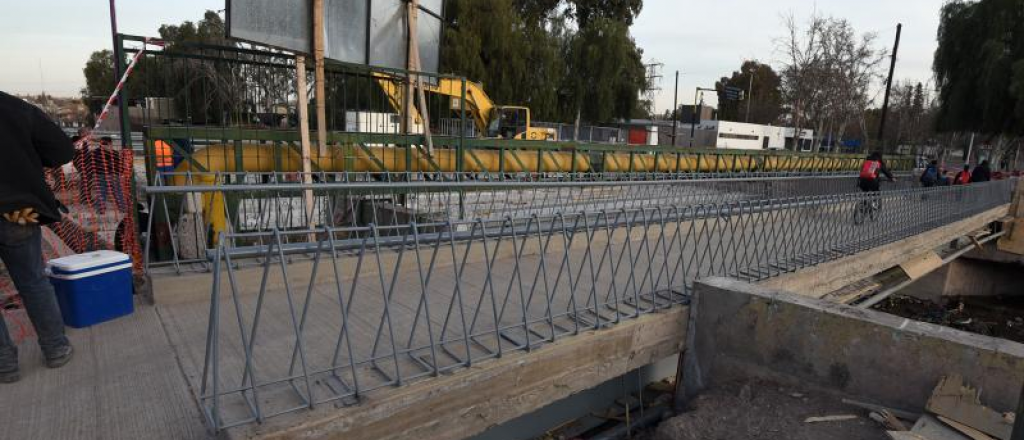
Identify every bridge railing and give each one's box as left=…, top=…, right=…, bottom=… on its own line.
left=142, top=172, right=917, bottom=273
left=193, top=178, right=1013, bottom=430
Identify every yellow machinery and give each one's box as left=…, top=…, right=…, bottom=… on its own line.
left=374, top=73, right=559, bottom=141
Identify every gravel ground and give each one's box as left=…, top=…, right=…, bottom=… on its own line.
left=651, top=379, right=888, bottom=440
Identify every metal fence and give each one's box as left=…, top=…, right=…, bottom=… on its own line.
left=116, top=34, right=914, bottom=187
left=142, top=172, right=916, bottom=272
left=532, top=121, right=625, bottom=144
left=194, top=178, right=1013, bottom=430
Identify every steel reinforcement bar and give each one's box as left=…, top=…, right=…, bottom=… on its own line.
left=196, top=179, right=1012, bottom=430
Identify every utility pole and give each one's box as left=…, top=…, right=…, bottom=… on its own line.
left=690, top=88, right=700, bottom=147
left=877, top=23, right=902, bottom=153
left=672, top=71, right=679, bottom=147
left=745, top=68, right=754, bottom=123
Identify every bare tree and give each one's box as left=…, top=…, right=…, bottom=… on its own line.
left=777, top=13, right=887, bottom=152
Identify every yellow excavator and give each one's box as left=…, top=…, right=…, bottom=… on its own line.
left=373, top=73, right=558, bottom=141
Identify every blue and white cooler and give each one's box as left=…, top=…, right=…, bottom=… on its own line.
left=47, top=251, right=134, bottom=328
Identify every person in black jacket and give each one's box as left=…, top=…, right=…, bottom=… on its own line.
left=970, top=160, right=992, bottom=183
left=0, top=91, right=75, bottom=383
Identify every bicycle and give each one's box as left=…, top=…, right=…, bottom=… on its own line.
left=852, top=197, right=880, bottom=225
left=852, top=179, right=895, bottom=225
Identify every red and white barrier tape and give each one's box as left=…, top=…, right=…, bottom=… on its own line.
left=78, top=38, right=164, bottom=147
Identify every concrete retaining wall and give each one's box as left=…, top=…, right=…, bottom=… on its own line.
left=685, top=277, right=1024, bottom=412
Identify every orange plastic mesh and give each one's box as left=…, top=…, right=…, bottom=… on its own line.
left=0, top=144, right=142, bottom=343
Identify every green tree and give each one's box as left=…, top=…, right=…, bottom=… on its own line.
left=562, top=17, right=648, bottom=122
left=442, top=0, right=565, bottom=121
left=82, top=50, right=115, bottom=99
left=568, top=0, right=643, bottom=27
left=714, top=60, right=782, bottom=124
left=442, top=0, right=648, bottom=124
left=157, top=10, right=230, bottom=46
left=934, top=0, right=1024, bottom=135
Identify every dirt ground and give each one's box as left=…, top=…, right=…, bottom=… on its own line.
left=873, top=294, right=1024, bottom=344
left=650, top=379, right=888, bottom=440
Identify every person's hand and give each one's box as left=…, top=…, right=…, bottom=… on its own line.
left=3, top=207, right=40, bottom=225
left=75, top=130, right=93, bottom=147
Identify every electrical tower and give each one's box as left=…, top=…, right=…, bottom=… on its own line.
left=644, top=61, right=663, bottom=118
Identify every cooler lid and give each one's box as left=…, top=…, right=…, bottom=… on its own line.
left=48, top=251, right=131, bottom=275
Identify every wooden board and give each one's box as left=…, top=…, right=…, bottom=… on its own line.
left=938, top=415, right=998, bottom=440
left=925, top=375, right=1013, bottom=440
left=239, top=306, right=689, bottom=440
left=911, top=414, right=971, bottom=440
left=900, top=251, right=943, bottom=280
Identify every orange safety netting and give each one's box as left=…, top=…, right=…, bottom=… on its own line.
left=0, top=144, right=143, bottom=343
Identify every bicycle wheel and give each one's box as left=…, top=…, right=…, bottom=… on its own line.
left=853, top=201, right=867, bottom=225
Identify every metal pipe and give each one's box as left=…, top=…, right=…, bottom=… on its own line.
left=145, top=172, right=914, bottom=194
left=858, top=229, right=1006, bottom=309
left=746, top=68, right=754, bottom=123
left=672, top=71, right=679, bottom=146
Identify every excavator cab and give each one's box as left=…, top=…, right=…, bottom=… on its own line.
left=487, top=106, right=531, bottom=139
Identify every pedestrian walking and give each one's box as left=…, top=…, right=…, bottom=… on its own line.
left=953, top=165, right=972, bottom=185
left=920, top=160, right=939, bottom=187
left=970, top=160, right=991, bottom=183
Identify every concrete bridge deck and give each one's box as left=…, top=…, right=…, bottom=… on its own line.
left=0, top=181, right=1012, bottom=440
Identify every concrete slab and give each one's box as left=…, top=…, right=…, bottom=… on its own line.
left=0, top=303, right=209, bottom=440
left=685, top=277, right=1024, bottom=415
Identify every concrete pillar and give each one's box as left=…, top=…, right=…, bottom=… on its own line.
left=943, top=258, right=1024, bottom=297
left=999, top=179, right=1024, bottom=255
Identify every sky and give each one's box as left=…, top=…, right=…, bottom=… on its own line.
left=1, top=0, right=942, bottom=113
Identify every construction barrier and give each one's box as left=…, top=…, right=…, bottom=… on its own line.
left=0, top=149, right=142, bottom=344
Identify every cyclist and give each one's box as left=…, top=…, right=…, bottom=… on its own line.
left=858, top=151, right=896, bottom=192
left=953, top=164, right=972, bottom=185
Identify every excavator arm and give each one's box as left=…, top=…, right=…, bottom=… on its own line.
left=373, top=73, right=494, bottom=136
left=372, top=72, right=556, bottom=141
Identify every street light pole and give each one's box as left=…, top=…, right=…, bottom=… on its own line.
left=745, top=68, right=754, bottom=123
left=877, top=23, right=903, bottom=153
left=672, top=71, right=679, bottom=146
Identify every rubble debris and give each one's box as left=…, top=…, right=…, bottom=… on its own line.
left=842, top=398, right=921, bottom=421
left=652, top=380, right=885, bottom=440
left=874, top=295, right=1024, bottom=344
left=870, top=410, right=909, bottom=431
